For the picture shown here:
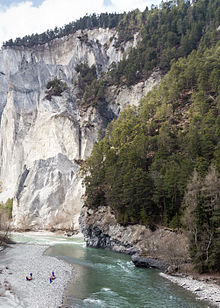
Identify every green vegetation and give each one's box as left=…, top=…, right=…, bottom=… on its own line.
left=0, top=198, right=13, bottom=231
left=4, top=198, right=13, bottom=219
left=183, top=167, right=220, bottom=272
left=0, top=199, right=13, bottom=245
left=75, top=62, right=106, bottom=109
left=0, top=198, right=13, bottom=219
left=82, top=79, right=105, bottom=108
left=3, top=13, right=124, bottom=48
left=108, top=0, right=220, bottom=85
left=75, top=63, right=97, bottom=100
left=75, top=63, right=97, bottom=94
left=45, top=78, right=67, bottom=100
left=4, top=0, right=220, bottom=90
left=83, top=41, right=220, bottom=271
left=75, top=0, right=220, bottom=111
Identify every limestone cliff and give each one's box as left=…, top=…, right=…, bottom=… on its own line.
left=0, top=28, right=160, bottom=230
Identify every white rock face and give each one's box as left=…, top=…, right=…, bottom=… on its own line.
left=0, top=28, right=160, bottom=230
left=106, top=70, right=161, bottom=115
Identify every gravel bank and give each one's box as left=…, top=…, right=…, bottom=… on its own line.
left=0, top=244, right=73, bottom=308
left=160, top=272, right=220, bottom=308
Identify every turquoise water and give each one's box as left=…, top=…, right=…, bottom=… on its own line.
left=11, top=233, right=209, bottom=308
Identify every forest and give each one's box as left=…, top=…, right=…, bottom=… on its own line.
left=2, top=12, right=124, bottom=48
left=83, top=0, right=220, bottom=272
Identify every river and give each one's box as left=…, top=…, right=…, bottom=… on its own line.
left=11, top=232, right=208, bottom=308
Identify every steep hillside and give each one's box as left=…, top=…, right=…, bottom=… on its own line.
left=82, top=41, right=220, bottom=272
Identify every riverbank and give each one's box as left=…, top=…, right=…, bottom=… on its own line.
left=160, top=272, right=220, bottom=308
left=0, top=243, right=73, bottom=308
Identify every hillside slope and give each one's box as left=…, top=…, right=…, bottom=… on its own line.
left=82, top=41, right=220, bottom=272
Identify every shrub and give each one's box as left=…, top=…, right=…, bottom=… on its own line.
left=45, top=78, right=67, bottom=100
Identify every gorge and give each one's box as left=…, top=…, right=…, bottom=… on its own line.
left=0, top=0, right=220, bottom=281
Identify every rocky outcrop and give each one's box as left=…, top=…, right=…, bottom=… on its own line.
left=131, top=255, right=168, bottom=271
left=106, top=69, right=161, bottom=113
left=82, top=225, right=135, bottom=254
left=80, top=206, right=190, bottom=270
left=13, top=153, right=83, bottom=230
left=0, top=28, right=160, bottom=230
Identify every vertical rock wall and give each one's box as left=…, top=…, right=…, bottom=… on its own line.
left=0, top=28, right=160, bottom=230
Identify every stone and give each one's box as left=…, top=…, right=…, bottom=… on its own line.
left=79, top=206, right=189, bottom=268
left=131, top=254, right=169, bottom=271
left=0, top=28, right=161, bottom=231
left=194, top=287, right=202, bottom=291
left=166, top=265, right=179, bottom=274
